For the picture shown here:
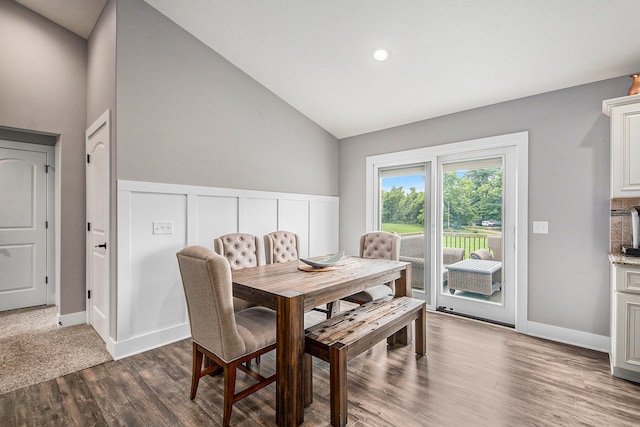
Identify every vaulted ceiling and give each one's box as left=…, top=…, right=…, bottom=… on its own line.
left=16, top=0, right=640, bottom=138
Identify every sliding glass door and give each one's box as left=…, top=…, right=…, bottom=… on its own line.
left=436, top=148, right=516, bottom=326
left=379, top=165, right=430, bottom=297
left=367, top=132, right=527, bottom=330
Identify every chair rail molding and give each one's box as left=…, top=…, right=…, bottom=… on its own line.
left=114, top=180, right=339, bottom=359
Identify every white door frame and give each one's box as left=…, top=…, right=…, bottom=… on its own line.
left=86, top=110, right=111, bottom=341
left=366, top=131, right=529, bottom=332
left=435, top=148, right=516, bottom=325
left=0, top=139, right=56, bottom=307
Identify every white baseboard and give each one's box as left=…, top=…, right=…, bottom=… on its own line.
left=57, top=310, right=86, bottom=328
left=527, top=321, right=610, bottom=353
left=111, top=323, right=191, bottom=360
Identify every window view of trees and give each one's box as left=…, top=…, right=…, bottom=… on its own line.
left=381, top=186, right=424, bottom=226
left=380, top=167, right=502, bottom=234
left=443, top=168, right=502, bottom=231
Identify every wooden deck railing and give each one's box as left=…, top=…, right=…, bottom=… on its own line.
left=443, top=232, right=490, bottom=259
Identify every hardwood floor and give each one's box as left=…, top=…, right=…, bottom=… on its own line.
left=2, top=311, right=640, bottom=426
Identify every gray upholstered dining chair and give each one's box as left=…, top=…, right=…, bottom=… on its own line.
left=263, top=231, right=327, bottom=326
left=343, top=231, right=401, bottom=304
left=263, top=231, right=300, bottom=264
left=324, top=231, right=401, bottom=317
left=213, top=233, right=264, bottom=312
left=176, top=245, right=277, bottom=427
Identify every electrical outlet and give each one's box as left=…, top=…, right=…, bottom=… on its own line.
left=153, top=221, right=173, bottom=235
left=532, top=221, right=549, bottom=234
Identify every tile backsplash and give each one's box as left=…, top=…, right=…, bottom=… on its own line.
left=611, top=198, right=640, bottom=253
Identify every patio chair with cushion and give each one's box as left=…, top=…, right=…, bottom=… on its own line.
left=442, top=247, right=465, bottom=283
left=399, top=234, right=425, bottom=290
left=487, top=235, right=502, bottom=261
left=470, top=248, right=493, bottom=260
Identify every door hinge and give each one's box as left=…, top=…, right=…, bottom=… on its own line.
left=45, top=164, right=50, bottom=173
left=87, top=154, right=90, bottom=163
left=88, top=290, right=91, bottom=299
left=87, top=222, right=91, bottom=232
left=45, top=276, right=48, bottom=284
left=45, top=221, right=49, bottom=229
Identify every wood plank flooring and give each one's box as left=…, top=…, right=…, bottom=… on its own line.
left=2, top=311, right=640, bottom=426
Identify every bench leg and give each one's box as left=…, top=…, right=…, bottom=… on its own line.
left=329, top=344, right=347, bottom=427
left=415, top=304, right=426, bottom=356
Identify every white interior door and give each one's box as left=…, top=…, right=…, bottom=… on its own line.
left=0, top=147, right=48, bottom=311
left=86, top=111, right=110, bottom=343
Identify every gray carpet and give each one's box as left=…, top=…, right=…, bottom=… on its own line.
left=0, top=306, right=113, bottom=395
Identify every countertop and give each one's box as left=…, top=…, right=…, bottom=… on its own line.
left=609, top=253, right=640, bottom=267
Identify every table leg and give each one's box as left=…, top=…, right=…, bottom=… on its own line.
left=276, top=291, right=305, bottom=427
left=388, top=264, right=412, bottom=346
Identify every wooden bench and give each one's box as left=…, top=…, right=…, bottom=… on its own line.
left=304, top=296, right=426, bottom=427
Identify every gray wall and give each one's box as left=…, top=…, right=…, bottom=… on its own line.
left=0, top=0, right=88, bottom=315
left=115, top=0, right=339, bottom=196
left=340, top=77, right=628, bottom=337
left=87, top=0, right=116, bottom=128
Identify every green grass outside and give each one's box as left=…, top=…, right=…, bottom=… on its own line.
left=381, top=223, right=424, bottom=234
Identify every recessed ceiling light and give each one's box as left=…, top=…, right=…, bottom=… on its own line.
left=373, top=49, right=389, bottom=61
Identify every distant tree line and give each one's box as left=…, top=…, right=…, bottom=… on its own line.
left=443, top=168, right=502, bottom=230
left=381, top=168, right=502, bottom=230
left=381, top=186, right=424, bottom=225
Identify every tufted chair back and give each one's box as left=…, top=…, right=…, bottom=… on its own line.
left=359, top=231, right=401, bottom=261
left=176, top=246, right=246, bottom=361
left=213, top=233, right=264, bottom=270
left=338, top=231, right=401, bottom=307
left=264, top=231, right=300, bottom=264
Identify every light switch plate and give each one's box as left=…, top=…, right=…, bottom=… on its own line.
left=532, top=221, right=549, bottom=234
left=153, top=221, right=173, bottom=235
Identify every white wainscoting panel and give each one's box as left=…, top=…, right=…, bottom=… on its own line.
left=244, top=198, right=278, bottom=240
left=278, top=199, right=310, bottom=258
left=310, top=200, right=341, bottom=257
left=115, top=180, right=339, bottom=359
left=128, top=192, right=188, bottom=338
left=195, top=195, right=238, bottom=247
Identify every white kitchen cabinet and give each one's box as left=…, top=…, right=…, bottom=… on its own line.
left=603, top=94, right=640, bottom=198
left=610, top=263, right=640, bottom=383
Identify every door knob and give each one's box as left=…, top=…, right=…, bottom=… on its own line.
left=95, top=243, right=107, bottom=249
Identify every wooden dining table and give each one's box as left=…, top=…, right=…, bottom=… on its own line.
left=231, top=255, right=412, bottom=427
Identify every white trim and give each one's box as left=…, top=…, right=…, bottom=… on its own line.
left=602, top=93, right=640, bottom=116
left=57, top=310, right=87, bottom=328
left=366, top=131, right=528, bottom=331
left=110, top=323, right=191, bottom=360
left=116, top=189, right=132, bottom=341
left=527, top=321, right=610, bottom=353
left=118, top=179, right=338, bottom=202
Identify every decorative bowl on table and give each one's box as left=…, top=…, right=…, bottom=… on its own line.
left=300, top=251, right=345, bottom=269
